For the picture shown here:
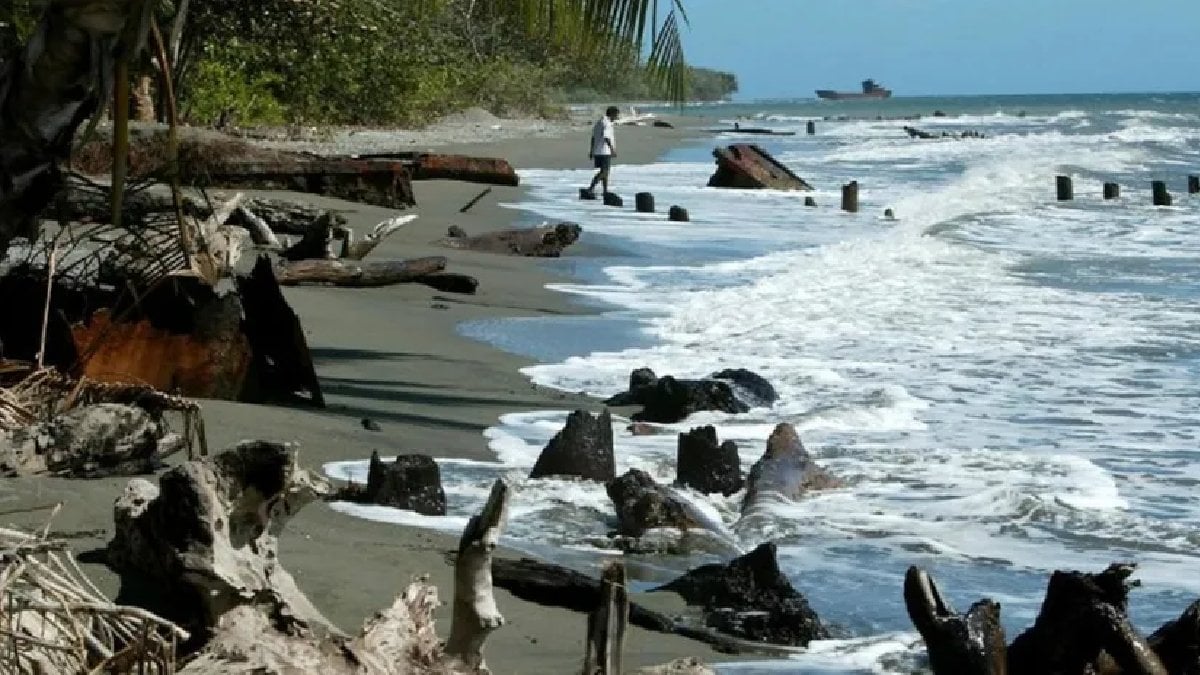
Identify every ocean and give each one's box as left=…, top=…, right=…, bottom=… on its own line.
left=327, top=93, right=1200, bottom=672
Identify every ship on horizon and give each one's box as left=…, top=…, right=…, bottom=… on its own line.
left=815, top=79, right=892, bottom=100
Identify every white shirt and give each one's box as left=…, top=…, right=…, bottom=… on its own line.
left=591, top=117, right=615, bottom=156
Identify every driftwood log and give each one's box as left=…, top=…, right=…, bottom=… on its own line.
left=274, top=256, right=447, bottom=287
left=282, top=211, right=337, bottom=260
left=440, top=222, right=582, bottom=257
left=905, top=563, right=1197, bottom=675
left=444, top=479, right=510, bottom=671
left=341, top=214, right=416, bottom=260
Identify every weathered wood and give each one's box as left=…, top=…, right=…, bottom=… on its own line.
left=349, top=152, right=519, bottom=186
left=1152, top=181, right=1172, bottom=206
left=233, top=206, right=283, bottom=249
left=708, top=144, right=813, bottom=191
left=236, top=256, right=324, bottom=406
left=903, top=567, right=1007, bottom=675
left=233, top=198, right=349, bottom=236
left=1104, top=182, right=1121, bottom=200
left=274, top=256, right=447, bottom=287
left=1148, top=600, right=1200, bottom=674
left=806, top=120, right=816, bottom=135
left=668, top=206, right=689, bottom=222
left=1189, top=175, right=1199, bottom=194
left=71, top=299, right=252, bottom=400
left=343, top=214, right=416, bottom=260
left=636, top=192, right=656, bottom=213
left=440, top=222, right=582, bottom=257
left=282, top=211, right=336, bottom=261
left=1056, top=175, right=1073, bottom=201
left=444, top=479, right=510, bottom=671
left=841, top=181, right=859, bottom=213
left=459, top=187, right=493, bottom=213
left=192, top=158, right=417, bottom=210
left=585, top=561, right=629, bottom=675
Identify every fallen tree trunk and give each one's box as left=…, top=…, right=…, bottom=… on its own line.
left=415, top=272, right=478, bottom=294
left=350, top=152, right=519, bottom=186
left=187, top=158, right=417, bottom=210
left=440, top=222, right=582, bottom=257
left=0, top=0, right=146, bottom=254
left=274, top=256, right=447, bottom=287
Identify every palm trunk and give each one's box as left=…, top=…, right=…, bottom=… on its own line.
left=0, top=0, right=141, bottom=256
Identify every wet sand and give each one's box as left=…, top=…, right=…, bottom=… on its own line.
left=0, top=116, right=742, bottom=672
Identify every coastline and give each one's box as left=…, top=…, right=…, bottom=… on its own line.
left=0, top=115, right=740, bottom=672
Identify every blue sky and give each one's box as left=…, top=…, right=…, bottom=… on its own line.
left=678, top=0, right=1199, bottom=99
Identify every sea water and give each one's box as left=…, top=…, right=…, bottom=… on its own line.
left=327, top=93, right=1200, bottom=672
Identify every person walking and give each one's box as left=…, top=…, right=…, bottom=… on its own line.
left=587, top=106, right=620, bottom=196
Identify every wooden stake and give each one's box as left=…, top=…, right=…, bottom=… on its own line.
left=1056, top=175, right=1073, bottom=201
left=36, top=240, right=60, bottom=370
left=584, top=561, right=629, bottom=675
left=841, top=181, right=859, bottom=213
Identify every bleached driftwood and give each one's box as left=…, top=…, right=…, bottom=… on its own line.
left=233, top=205, right=283, bottom=249
left=342, top=214, right=417, bottom=260
left=444, top=479, right=510, bottom=671
left=274, top=256, right=447, bottom=287
left=584, top=561, right=629, bottom=675
left=282, top=211, right=337, bottom=261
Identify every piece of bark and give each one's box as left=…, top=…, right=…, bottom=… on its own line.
left=585, top=561, right=629, bottom=675
left=903, top=567, right=1007, bottom=675
left=343, top=214, right=416, bottom=260
left=236, top=255, right=324, bottom=406
left=416, top=272, right=478, bottom=294
left=444, top=479, right=510, bottom=671
left=274, top=256, right=447, bottom=287
left=282, top=211, right=336, bottom=261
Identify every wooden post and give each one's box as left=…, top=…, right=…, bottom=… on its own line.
left=804, top=196, right=817, bottom=207
left=635, top=192, right=655, bottom=213
left=444, top=479, right=510, bottom=672
left=583, top=561, right=628, bottom=675
left=841, top=181, right=859, bottom=213
left=1103, top=182, right=1120, bottom=200
left=667, top=206, right=689, bottom=222
left=1152, top=181, right=1172, bottom=206
left=602, top=192, right=623, bottom=208
left=1188, top=175, right=1199, bottom=194
left=806, top=120, right=816, bottom=135
left=1055, top=175, right=1073, bottom=201
left=884, top=208, right=895, bottom=220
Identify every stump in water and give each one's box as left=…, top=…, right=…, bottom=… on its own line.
left=636, top=192, right=656, bottom=213
left=668, top=206, right=690, bottom=222
left=1056, top=175, right=1074, bottom=201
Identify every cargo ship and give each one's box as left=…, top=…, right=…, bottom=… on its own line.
left=815, top=79, right=892, bottom=100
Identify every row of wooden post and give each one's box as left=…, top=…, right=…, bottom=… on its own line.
left=1056, top=175, right=1198, bottom=206
left=580, top=189, right=689, bottom=221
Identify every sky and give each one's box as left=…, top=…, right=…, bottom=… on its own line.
left=678, top=0, right=1199, bottom=99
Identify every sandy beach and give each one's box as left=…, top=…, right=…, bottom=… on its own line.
left=0, top=113, right=737, bottom=672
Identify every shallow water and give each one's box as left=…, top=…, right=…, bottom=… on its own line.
left=330, top=93, right=1200, bottom=671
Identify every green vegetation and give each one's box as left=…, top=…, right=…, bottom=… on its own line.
left=3, top=0, right=731, bottom=127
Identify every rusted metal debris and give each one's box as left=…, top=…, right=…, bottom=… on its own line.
left=708, top=144, right=814, bottom=191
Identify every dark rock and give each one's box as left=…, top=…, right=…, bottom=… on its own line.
left=606, top=469, right=701, bottom=537
left=529, top=409, right=615, bottom=481
left=710, top=368, right=778, bottom=408
left=605, top=368, right=777, bottom=424
left=603, top=192, right=624, bottom=207
left=676, top=426, right=742, bottom=496
left=361, top=417, right=381, bottom=432
left=1150, top=599, right=1200, bottom=674
left=362, top=451, right=446, bottom=515
left=708, top=144, right=813, bottom=191
left=668, top=206, right=690, bottom=222
left=653, top=120, right=675, bottom=129
left=632, top=376, right=747, bottom=424
left=743, top=424, right=841, bottom=512
left=656, top=542, right=827, bottom=646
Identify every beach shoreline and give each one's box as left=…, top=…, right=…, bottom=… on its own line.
left=0, top=112, right=744, bottom=673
